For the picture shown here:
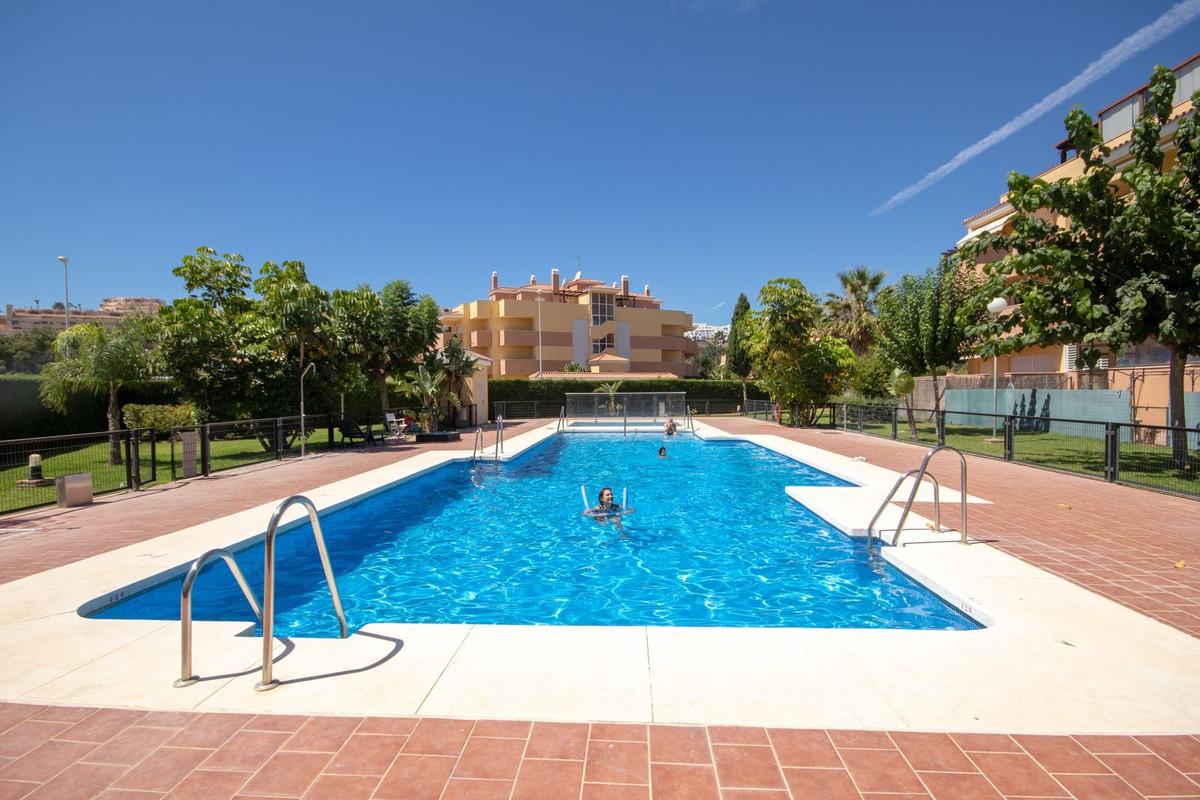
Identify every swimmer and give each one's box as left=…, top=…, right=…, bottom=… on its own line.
left=658, top=446, right=667, bottom=458
left=664, top=417, right=677, bottom=436
left=587, top=487, right=622, bottom=520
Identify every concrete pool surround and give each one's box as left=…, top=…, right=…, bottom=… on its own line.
left=0, top=420, right=1197, bottom=734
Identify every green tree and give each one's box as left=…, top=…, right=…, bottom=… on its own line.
left=40, top=317, right=162, bottom=464
left=743, top=278, right=854, bottom=424
left=725, top=293, right=753, bottom=408
left=822, top=266, right=887, bottom=355
left=691, top=330, right=727, bottom=380
left=439, top=335, right=480, bottom=411
left=254, top=260, right=332, bottom=418
left=399, top=362, right=454, bottom=432
left=876, top=256, right=979, bottom=416
left=966, top=66, right=1200, bottom=467
left=848, top=350, right=893, bottom=399
left=0, top=328, right=57, bottom=373
left=593, top=380, right=624, bottom=413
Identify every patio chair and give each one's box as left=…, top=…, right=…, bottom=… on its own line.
left=336, top=418, right=371, bottom=446
left=384, top=413, right=405, bottom=439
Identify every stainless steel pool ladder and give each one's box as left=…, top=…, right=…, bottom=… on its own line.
left=556, top=405, right=566, bottom=432
left=175, top=549, right=261, bottom=687
left=470, top=428, right=484, bottom=461
left=494, top=416, right=505, bottom=460
left=257, top=495, right=348, bottom=691
left=867, top=446, right=968, bottom=549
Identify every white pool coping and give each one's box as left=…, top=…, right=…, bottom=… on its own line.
left=0, top=420, right=1197, bottom=733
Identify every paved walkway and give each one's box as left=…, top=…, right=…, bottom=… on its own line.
left=705, top=417, right=1200, bottom=639
left=0, top=702, right=1196, bottom=799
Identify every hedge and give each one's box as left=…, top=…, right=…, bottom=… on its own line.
left=488, top=378, right=766, bottom=413
left=0, top=374, right=181, bottom=440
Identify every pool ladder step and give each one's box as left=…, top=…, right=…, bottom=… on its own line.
left=867, top=445, right=968, bottom=549
left=175, top=495, right=348, bottom=691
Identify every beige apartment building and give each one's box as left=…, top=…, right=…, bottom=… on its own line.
left=957, top=52, right=1199, bottom=425
left=439, top=270, right=696, bottom=379
left=0, top=297, right=165, bottom=336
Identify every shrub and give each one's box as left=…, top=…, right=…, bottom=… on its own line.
left=123, top=403, right=199, bottom=434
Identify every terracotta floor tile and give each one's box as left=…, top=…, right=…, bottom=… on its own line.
left=23, top=762, right=124, bottom=800
left=650, top=726, right=710, bottom=765
left=649, top=763, right=718, bottom=800
left=720, top=791, right=790, bottom=800
left=59, top=709, right=145, bottom=744
left=1073, top=736, right=1153, bottom=755
left=0, top=739, right=96, bottom=782
left=581, top=785, right=649, bottom=800
left=440, top=778, right=512, bottom=798
left=402, top=718, right=474, bottom=756
left=453, top=736, right=526, bottom=781
left=85, top=725, right=172, bottom=766
left=1053, top=772, right=1144, bottom=800
left=513, top=758, right=584, bottom=800
left=302, top=773, right=379, bottom=800
left=708, top=726, right=768, bottom=746
left=1015, top=734, right=1109, bottom=774
left=591, top=723, right=648, bottom=742
left=767, top=729, right=841, bottom=768
left=1098, top=753, right=1200, bottom=796
left=586, top=740, right=649, bottom=785
left=203, top=730, right=291, bottom=772
left=0, top=780, right=36, bottom=800
left=356, top=717, right=417, bottom=736
left=239, top=750, right=331, bottom=798
left=711, top=745, right=784, bottom=790
left=94, top=789, right=167, bottom=800
left=1134, top=735, right=1200, bottom=773
left=949, top=733, right=1021, bottom=754
left=29, top=707, right=94, bottom=724
left=526, top=722, right=588, bottom=760
left=919, top=771, right=1003, bottom=800
left=0, top=722, right=70, bottom=758
left=167, top=714, right=250, bottom=749
left=838, top=748, right=923, bottom=794
left=471, top=720, right=531, bottom=738
left=325, top=733, right=406, bottom=776
left=282, top=716, right=362, bottom=753
left=0, top=708, right=42, bottom=736
left=137, top=711, right=198, bottom=729
left=374, top=754, right=456, bottom=800
left=829, top=729, right=893, bottom=749
left=781, top=766, right=860, bottom=800
left=111, top=746, right=212, bottom=793
left=243, top=715, right=309, bottom=733
left=967, top=751, right=1068, bottom=797
left=890, top=732, right=974, bottom=772
left=162, top=769, right=250, bottom=800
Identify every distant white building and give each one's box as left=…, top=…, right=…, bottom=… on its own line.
left=685, top=323, right=730, bottom=341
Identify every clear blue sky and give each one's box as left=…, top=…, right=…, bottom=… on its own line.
left=1, top=1, right=1195, bottom=324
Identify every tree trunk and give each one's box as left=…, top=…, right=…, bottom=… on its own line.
left=377, top=374, right=390, bottom=419
left=1167, top=344, right=1190, bottom=471
left=930, top=370, right=942, bottom=415
left=904, top=397, right=918, bottom=441
left=741, top=379, right=747, bottom=412
left=107, top=383, right=123, bottom=466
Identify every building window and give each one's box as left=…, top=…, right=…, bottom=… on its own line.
left=590, top=293, right=614, bottom=326
left=592, top=334, right=614, bottom=354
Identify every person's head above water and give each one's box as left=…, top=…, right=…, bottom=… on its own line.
left=658, top=447, right=667, bottom=457
left=598, top=487, right=615, bottom=506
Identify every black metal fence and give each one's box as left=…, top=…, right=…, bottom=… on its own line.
left=831, top=403, right=1200, bottom=499
left=744, top=399, right=838, bottom=428
left=494, top=398, right=752, bottom=420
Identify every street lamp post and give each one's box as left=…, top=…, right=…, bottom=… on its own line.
left=56, top=256, right=70, bottom=329
left=536, top=289, right=545, bottom=375
left=986, top=297, right=1008, bottom=440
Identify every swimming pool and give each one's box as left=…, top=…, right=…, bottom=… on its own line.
left=88, top=434, right=979, bottom=634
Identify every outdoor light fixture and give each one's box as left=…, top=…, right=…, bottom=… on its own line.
left=986, top=297, right=1008, bottom=440
left=56, top=256, right=70, bottom=329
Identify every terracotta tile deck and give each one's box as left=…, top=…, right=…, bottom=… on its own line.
left=1, top=416, right=1198, bottom=798
left=0, top=705, right=1194, bottom=799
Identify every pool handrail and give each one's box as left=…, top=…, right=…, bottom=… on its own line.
left=470, top=427, right=484, bottom=461
left=174, top=548, right=261, bottom=687
left=556, top=405, right=566, bottom=432
left=256, top=495, right=348, bottom=691
left=869, top=446, right=968, bottom=549
left=866, top=470, right=941, bottom=549
left=494, top=416, right=505, bottom=460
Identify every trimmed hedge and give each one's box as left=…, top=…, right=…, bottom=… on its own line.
left=0, top=374, right=180, bottom=439
left=489, top=378, right=766, bottom=413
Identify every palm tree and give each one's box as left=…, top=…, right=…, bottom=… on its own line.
left=40, top=317, right=161, bottom=464
left=593, top=380, right=624, bottom=414
left=440, top=336, right=480, bottom=413
left=823, top=267, right=887, bottom=355
left=399, top=363, right=455, bottom=432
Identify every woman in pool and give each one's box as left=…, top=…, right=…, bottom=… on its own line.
left=585, top=487, right=634, bottom=532
left=658, top=446, right=667, bottom=458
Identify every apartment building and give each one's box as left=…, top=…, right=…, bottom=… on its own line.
left=957, top=52, right=1199, bottom=424
left=0, top=297, right=165, bottom=336
left=439, top=270, right=696, bottom=379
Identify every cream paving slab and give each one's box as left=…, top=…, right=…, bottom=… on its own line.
left=416, top=624, right=652, bottom=722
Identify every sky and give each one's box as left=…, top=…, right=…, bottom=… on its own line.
left=1, top=1, right=1196, bottom=325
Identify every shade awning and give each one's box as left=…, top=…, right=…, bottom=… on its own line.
left=956, top=215, right=1011, bottom=247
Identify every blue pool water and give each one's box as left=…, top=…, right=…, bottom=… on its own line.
left=89, top=434, right=979, bottom=633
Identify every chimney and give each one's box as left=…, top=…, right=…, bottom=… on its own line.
left=551, top=268, right=560, bottom=292
left=644, top=284, right=651, bottom=296
left=620, top=275, right=629, bottom=295
left=491, top=271, right=499, bottom=291
left=530, top=274, right=537, bottom=285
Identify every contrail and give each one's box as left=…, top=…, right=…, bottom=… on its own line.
left=870, top=0, right=1200, bottom=216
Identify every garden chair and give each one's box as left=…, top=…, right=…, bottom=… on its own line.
left=336, top=418, right=371, bottom=447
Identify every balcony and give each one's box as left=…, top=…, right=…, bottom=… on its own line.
left=469, top=330, right=492, bottom=349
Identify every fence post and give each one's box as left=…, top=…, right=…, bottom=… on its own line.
left=275, top=418, right=284, bottom=459
left=170, top=432, right=177, bottom=482
left=936, top=410, right=946, bottom=447
left=200, top=424, right=211, bottom=477
left=1104, top=422, right=1119, bottom=482
left=1003, top=416, right=1014, bottom=461
left=149, top=431, right=157, bottom=483
left=841, top=403, right=847, bottom=431
left=891, top=407, right=898, bottom=439
left=327, top=417, right=334, bottom=449
left=124, top=431, right=136, bottom=490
